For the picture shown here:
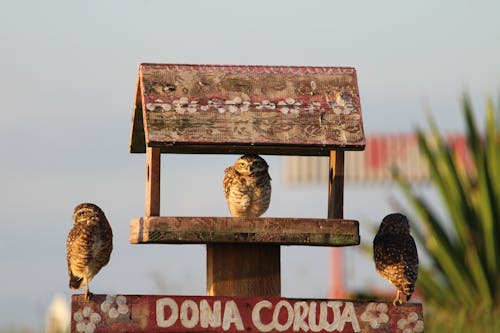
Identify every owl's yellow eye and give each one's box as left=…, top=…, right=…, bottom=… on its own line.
left=240, top=163, right=246, bottom=167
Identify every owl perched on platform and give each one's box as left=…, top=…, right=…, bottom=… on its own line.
left=373, top=213, right=419, bottom=306
left=66, top=203, right=113, bottom=300
left=223, top=154, right=272, bottom=217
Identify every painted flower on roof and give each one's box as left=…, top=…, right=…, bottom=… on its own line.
left=326, top=91, right=357, bottom=115
left=144, top=95, right=345, bottom=115
left=278, top=97, right=302, bottom=114
left=240, top=100, right=250, bottom=112
left=73, top=306, right=101, bottom=333
left=360, top=302, right=389, bottom=329
left=100, top=294, right=129, bottom=319
left=210, top=96, right=253, bottom=113
left=146, top=98, right=174, bottom=112
left=172, top=97, right=190, bottom=114
left=254, top=99, right=276, bottom=111
left=397, top=312, right=424, bottom=333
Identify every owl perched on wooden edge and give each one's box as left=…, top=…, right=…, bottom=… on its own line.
left=373, top=213, right=419, bottom=306
left=223, top=154, right=272, bottom=218
left=66, top=203, right=113, bottom=300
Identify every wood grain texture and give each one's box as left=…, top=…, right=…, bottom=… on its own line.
left=328, top=150, right=346, bottom=298
left=71, top=294, right=424, bottom=333
left=129, top=217, right=360, bottom=246
left=207, top=244, right=280, bottom=296
left=130, top=64, right=365, bottom=155
left=145, top=147, right=161, bottom=216
left=328, top=150, right=345, bottom=220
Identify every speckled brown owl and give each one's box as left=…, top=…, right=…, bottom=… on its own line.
left=373, top=213, right=419, bottom=305
left=223, top=154, right=272, bottom=217
left=66, top=203, right=113, bottom=300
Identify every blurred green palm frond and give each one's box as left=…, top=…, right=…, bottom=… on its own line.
left=394, top=96, right=499, bottom=330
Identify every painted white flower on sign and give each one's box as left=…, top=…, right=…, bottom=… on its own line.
left=101, top=295, right=129, bottom=319
left=397, top=312, right=424, bottom=333
left=360, top=302, right=389, bottom=329
left=73, top=306, right=101, bottom=333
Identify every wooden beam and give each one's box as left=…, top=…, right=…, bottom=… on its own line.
left=129, top=217, right=360, bottom=246
left=207, top=244, right=280, bottom=296
left=141, top=143, right=364, bottom=156
left=145, top=147, right=161, bottom=216
left=71, top=294, right=424, bottom=333
left=129, top=76, right=146, bottom=153
left=329, top=150, right=345, bottom=299
left=328, top=150, right=344, bottom=219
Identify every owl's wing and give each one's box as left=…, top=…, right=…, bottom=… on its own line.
left=92, top=218, right=113, bottom=269
left=402, top=234, right=419, bottom=280
left=223, top=167, right=236, bottom=199
left=405, top=235, right=419, bottom=264
left=373, top=234, right=406, bottom=268
left=66, top=226, right=86, bottom=289
left=374, top=233, right=419, bottom=284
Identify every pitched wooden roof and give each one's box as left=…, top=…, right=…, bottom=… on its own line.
left=130, top=64, right=365, bottom=155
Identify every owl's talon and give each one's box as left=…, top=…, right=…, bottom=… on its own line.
left=84, top=291, right=93, bottom=301
left=392, top=290, right=401, bottom=306
left=392, top=295, right=402, bottom=306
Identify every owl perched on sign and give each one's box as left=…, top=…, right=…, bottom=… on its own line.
left=223, top=154, right=272, bottom=217
left=66, top=203, right=113, bottom=300
left=373, top=213, right=419, bottom=306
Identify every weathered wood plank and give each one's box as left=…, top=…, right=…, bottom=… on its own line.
left=328, top=150, right=345, bottom=219
left=71, top=294, right=424, bottom=333
left=207, top=244, right=281, bottom=296
left=328, top=151, right=346, bottom=298
left=145, top=147, right=161, bottom=216
left=143, top=144, right=360, bottom=156
left=130, top=64, right=365, bottom=155
left=129, top=217, right=360, bottom=246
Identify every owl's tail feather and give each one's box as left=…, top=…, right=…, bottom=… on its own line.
left=69, top=275, right=83, bottom=289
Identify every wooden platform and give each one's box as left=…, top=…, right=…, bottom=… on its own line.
left=130, top=217, right=359, bottom=246
left=71, top=294, right=423, bottom=333
left=130, top=64, right=365, bottom=155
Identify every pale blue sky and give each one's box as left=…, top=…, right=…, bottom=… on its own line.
left=1, top=0, right=499, bottom=330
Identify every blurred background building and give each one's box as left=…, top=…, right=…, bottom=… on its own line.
left=283, top=134, right=471, bottom=185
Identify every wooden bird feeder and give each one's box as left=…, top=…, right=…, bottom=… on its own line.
left=70, top=64, right=424, bottom=332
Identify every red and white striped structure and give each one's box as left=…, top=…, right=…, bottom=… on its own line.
left=283, top=133, right=472, bottom=184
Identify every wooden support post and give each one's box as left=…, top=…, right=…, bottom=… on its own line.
left=328, top=150, right=344, bottom=219
left=328, top=150, right=345, bottom=298
left=145, top=147, right=161, bottom=217
left=206, top=244, right=280, bottom=296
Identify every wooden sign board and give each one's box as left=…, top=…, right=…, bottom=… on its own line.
left=130, top=64, right=365, bottom=155
left=71, top=295, right=423, bottom=333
